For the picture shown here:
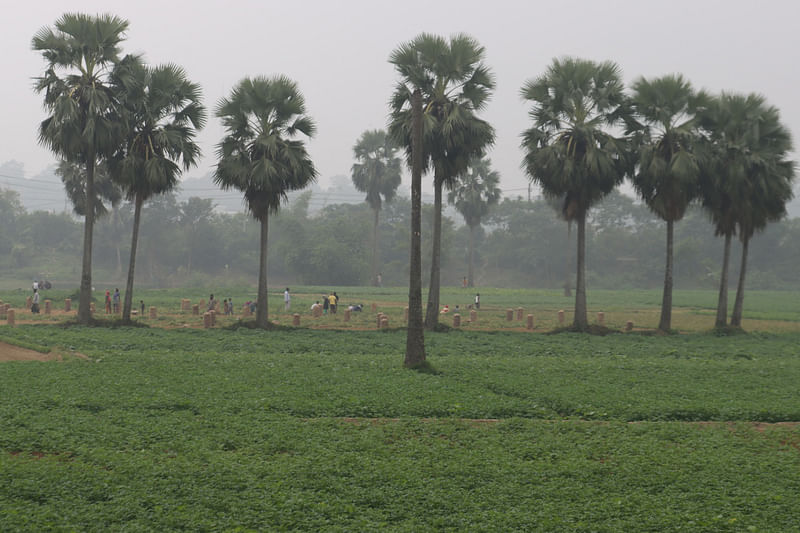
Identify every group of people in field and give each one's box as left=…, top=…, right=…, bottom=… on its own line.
left=310, top=291, right=341, bottom=315
left=104, top=288, right=121, bottom=314
left=440, top=292, right=480, bottom=314
left=208, top=294, right=238, bottom=316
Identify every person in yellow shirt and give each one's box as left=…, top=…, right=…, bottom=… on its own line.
left=329, top=293, right=337, bottom=314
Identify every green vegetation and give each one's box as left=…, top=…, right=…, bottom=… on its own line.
left=2, top=290, right=800, bottom=530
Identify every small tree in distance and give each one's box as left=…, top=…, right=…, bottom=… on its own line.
left=448, top=157, right=501, bottom=287
left=351, top=129, right=402, bottom=286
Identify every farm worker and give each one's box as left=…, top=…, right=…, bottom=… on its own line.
left=474, top=293, right=480, bottom=310
left=284, top=288, right=291, bottom=311
left=32, top=289, right=40, bottom=314
left=329, top=293, right=337, bottom=314
left=105, top=290, right=112, bottom=314
left=440, top=304, right=450, bottom=314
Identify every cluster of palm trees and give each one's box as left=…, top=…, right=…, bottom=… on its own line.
left=33, top=14, right=205, bottom=324
left=522, top=59, right=794, bottom=332
left=33, top=14, right=794, bottom=340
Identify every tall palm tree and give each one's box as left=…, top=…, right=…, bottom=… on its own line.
left=630, top=74, right=703, bottom=332
left=351, top=129, right=402, bottom=286
left=448, top=157, right=501, bottom=288
left=214, top=76, right=317, bottom=328
left=389, top=33, right=495, bottom=330
left=110, top=56, right=206, bottom=322
left=699, top=93, right=795, bottom=328
left=521, top=57, right=631, bottom=330
left=33, top=13, right=129, bottom=324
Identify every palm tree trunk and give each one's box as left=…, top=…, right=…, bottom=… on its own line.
left=574, top=209, right=588, bottom=330
left=372, top=206, right=379, bottom=286
left=730, top=234, right=750, bottom=327
left=714, top=232, right=732, bottom=328
left=122, top=193, right=143, bottom=322
left=658, top=219, right=674, bottom=332
left=78, top=156, right=95, bottom=324
left=405, top=89, right=426, bottom=367
left=563, top=222, right=572, bottom=296
left=256, top=214, right=269, bottom=328
left=424, top=171, right=443, bottom=330
left=467, top=224, right=475, bottom=288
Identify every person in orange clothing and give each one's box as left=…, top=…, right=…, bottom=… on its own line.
left=105, top=290, right=112, bottom=314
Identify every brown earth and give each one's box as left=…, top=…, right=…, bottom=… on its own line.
left=0, top=341, right=86, bottom=362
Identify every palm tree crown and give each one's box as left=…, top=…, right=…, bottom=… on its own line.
left=630, top=74, right=702, bottom=221
left=110, top=57, right=206, bottom=200
left=215, top=76, right=317, bottom=219
left=389, top=33, right=495, bottom=182
left=521, top=57, right=630, bottom=218
left=33, top=13, right=129, bottom=162
left=351, top=129, right=402, bottom=212
left=448, top=157, right=501, bottom=228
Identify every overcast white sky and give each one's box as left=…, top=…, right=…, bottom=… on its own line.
left=2, top=0, right=799, bottom=200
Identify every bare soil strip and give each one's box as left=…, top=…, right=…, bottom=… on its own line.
left=0, top=341, right=86, bottom=362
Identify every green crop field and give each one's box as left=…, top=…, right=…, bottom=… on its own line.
left=1, top=288, right=799, bottom=531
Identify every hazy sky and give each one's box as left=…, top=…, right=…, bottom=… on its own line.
left=3, top=0, right=799, bottom=201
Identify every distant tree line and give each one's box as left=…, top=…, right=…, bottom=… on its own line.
left=2, top=187, right=798, bottom=292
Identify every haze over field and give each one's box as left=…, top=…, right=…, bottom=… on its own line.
left=2, top=0, right=798, bottom=210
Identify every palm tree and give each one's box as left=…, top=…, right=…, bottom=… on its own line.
left=630, top=74, right=703, bottom=332
left=351, top=129, right=402, bottom=286
left=699, top=93, right=795, bottom=328
left=448, top=157, right=501, bottom=287
left=33, top=13, right=129, bottom=324
left=389, top=33, right=495, bottom=330
left=521, top=57, right=631, bottom=330
left=214, top=76, right=317, bottom=328
left=110, top=57, right=206, bottom=322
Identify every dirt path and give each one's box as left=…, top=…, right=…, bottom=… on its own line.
left=0, top=341, right=86, bottom=362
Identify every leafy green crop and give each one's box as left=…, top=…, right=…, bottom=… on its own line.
left=1, top=323, right=799, bottom=531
